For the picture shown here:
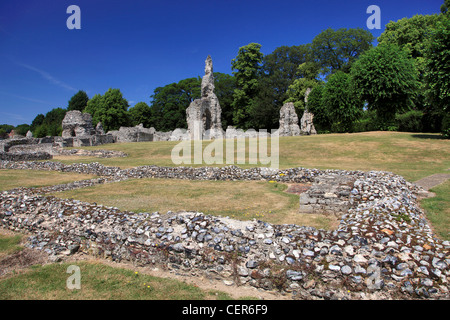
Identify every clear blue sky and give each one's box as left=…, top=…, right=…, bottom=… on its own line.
left=0, top=0, right=443, bottom=126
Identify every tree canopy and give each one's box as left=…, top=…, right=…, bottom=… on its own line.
left=84, top=88, right=130, bottom=132
left=311, top=28, right=374, bottom=77
left=351, top=44, right=419, bottom=123
left=68, top=90, right=89, bottom=111
left=231, top=43, right=264, bottom=129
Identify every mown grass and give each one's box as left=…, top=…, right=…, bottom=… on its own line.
left=0, top=169, right=95, bottom=191
left=53, top=178, right=338, bottom=230
left=420, top=180, right=450, bottom=240
left=0, top=234, right=23, bottom=256
left=0, top=260, right=235, bottom=300
left=53, top=132, right=450, bottom=182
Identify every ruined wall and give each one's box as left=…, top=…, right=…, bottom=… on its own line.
left=186, top=56, right=223, bottom=140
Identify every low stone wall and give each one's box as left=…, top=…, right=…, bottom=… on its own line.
left=0, top=161, right=449, bottom=299
left=53, top=148, right=127, bottom=158
left=0, top=151, right=52, bottom=161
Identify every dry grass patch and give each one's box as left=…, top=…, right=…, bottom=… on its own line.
left=53, top=178, right=337, bottom=230
left=51, top=132, right=450, bottom=182
left=0, top=169, right=95, bottom=191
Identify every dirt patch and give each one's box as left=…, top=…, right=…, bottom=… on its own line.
left=285, top=183, right=311, bottom=195
left=0, top=248, right=48, bottom=278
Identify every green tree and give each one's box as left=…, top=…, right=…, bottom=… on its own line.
left=68, top=90, right=89, bottom=111
left=311, top=28, right=374, bottom=77
left=285, top=61, right=322, bottom=114
left=14, top=124, right=31, bottom=136
left=0, top=124, right=14, bottom=135
left=84, top=94, right=103, bottom=120
left=213, top=72, right=237, bottom=130
left=442, top=0, right=449, bottom=14
left=231, top=43, right=264, bottom=129
left=84, top=89, right=130, bottom=132
left=378, top=14, right=443, bottom=132
left=378, top=15, right=441, bottom=63
left=351, top=44, right=419, bottom=126
left=34, top=124, right=49, bottom=138
left=149, top=78, right=201, bottom=131
left=43, top=108, right=67, bottom=126
left=321, top=71, right=362, bottom=132
left=30, top=114, right=45, bottom=133
left=424, top=15, right=450, bottom=136
left=250, top=45, right=312, bottom=129
left=306, top=84, right=331, bottom=132
left=128, top=102, right=151, bottom=127
left=33, top=107, right=67, bottom=137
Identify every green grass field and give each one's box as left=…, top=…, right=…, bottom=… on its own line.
left=53, top=131, right=450, bottom=182
left=0, top=169, right=94, bottom=191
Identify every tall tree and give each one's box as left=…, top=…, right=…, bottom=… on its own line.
left=378, top=14, right=442, bottom=131
left=128, top=102, right=151, bottom=127
left=321, top=71, right=363, bottom=132
left=30, top=113, right=45, bottom=133
left=149, top=77, right=201, bottom=131
left=84, top=89, right=130, bottom=132
left=213, top=72, right=237, bottom=130
left=250, top=45, right=313, bottom=129
left=285, top=62, right=322, bottom=116
left=68, top=90, right=89, bottom=111
left=306, top=84, right=331, bottom=132
left=32, top=107, right=67, bottom=137
left=351, top=44, right=419, bottom=125
left=424, top=15, right=450, bottom=136
left=311, top=28, right=374, bottom=77
left=231, top=43, right=264, bottom=129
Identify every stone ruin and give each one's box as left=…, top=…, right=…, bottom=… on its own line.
left=300, top=88, right=317, bottom=135
left=278, top=102, right=301, bottom=136
left=61, top=110, right=115, bottom=147
left=108, top=124, right=154, bottom=143
left=186, top=55, right=223, bottom=140
left=62, top=110, right=95, bottom=138
left=278, top=88, right=317, bottom=137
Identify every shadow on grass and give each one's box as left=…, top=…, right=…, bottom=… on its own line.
left=411, top=134, right=447, bottom=140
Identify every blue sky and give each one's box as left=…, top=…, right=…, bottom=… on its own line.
left=0, top=0, right=443, bottom=126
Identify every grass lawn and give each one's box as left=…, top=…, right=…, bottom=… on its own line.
left=420, top=180, right=450, bottom=240
left=0, top=261, right=232, bottom=300
left=52, top=178, right=337, bottom=230
left=0, top=169, right=95, bottom=191
left=52, top=131, right=450, bottom=182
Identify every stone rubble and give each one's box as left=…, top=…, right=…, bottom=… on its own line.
left=0, top=160, right=449, bottom=300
